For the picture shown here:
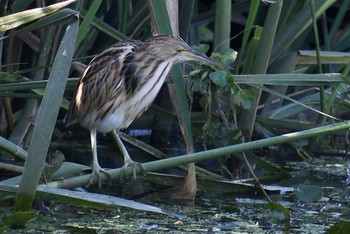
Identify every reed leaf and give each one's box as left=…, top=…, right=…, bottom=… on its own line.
left=0, top=0, right=76, bottom=32
left=13, top=13, right=79, bottom=212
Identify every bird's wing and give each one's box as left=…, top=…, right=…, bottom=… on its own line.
left=65, top=40, right=143, bottom=126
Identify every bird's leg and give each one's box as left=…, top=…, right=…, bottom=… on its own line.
left=89, top=129, right=111, bottom=187
left=111, top=129, right=145, bottom=181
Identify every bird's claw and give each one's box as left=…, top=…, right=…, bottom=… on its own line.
left=89, top=166, right=112, bottom=188
left=119, top=161, right=146, bottom=183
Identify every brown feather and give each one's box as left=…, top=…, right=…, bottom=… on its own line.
left=65, top=35, right=220, bottom=133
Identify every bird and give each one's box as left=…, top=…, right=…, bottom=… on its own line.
left=65, top=34, right=223, bottom=185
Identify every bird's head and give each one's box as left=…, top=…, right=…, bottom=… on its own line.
left=144, top=35, right=223, bottom=67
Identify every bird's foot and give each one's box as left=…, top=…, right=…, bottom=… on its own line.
left=119, top=160, right=146, bottom=183
left=89, top=165, right=112, bottom=188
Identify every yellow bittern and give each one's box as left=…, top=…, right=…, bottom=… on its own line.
left=65, top=35, right=222, bottom=184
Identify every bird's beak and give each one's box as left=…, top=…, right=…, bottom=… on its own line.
left=180, top=49, right=226, bottom=68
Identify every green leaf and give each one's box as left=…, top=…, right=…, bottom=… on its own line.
left=295, top=184, right=323, bottom=202
left=222, top=48, right=238, bottom=65
left=36, top=187, right=180, bottom=217
left=41, top=150, right=65, bottom=183
left=192, top=44, right=210, bottom=54
left=267, top=202, right=290, bottom=222
left=327, top=220, right=350, bottom=234
left=0, top=8, right=78, bottom=43
left=1, top=184, right=181, bottom=218
left=1, top=211, right=37, bottom=228
left=229, top=129, right=244, bottom=143
left=202, top=116, right=220, bottom=140
left=211, top=48, right=238, bottom=66
left=13, top=14, right=79, bottom=212
left=0, top=0, right=76, bottom=32
left=201, top=70, right=209, bottom=81
left=76, top=0, right=103, bottom=49
left=234, top=89, right=256, bottom=110
left=80, top=9, right=127, bottom=41
left=209, top=70, right=227, bottom=87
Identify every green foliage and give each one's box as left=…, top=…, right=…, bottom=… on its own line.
left=209, top=70, right=227, bottom=87
left=189, top=46, right=250, bottom=151
left=0, top=211, right=37, bottom=230
left=192, top=44, right=210, bottom=54
left=41, top=150, right=65, bottom=184
left=0, top=0, right=76, bottom=32
left=201, top=115, right=243, bottom=147
left=234, top=89, right=256, bottom=110
left=212, top=48, right=238, bottom=67
left=267, top=202, right=290, bottom=223
left=327, top=220, right=350, bottom=234
left=295, top=184, right=323, bottom=202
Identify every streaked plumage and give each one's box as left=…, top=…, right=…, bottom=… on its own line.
left=65, top=35, right=222, bottom=185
